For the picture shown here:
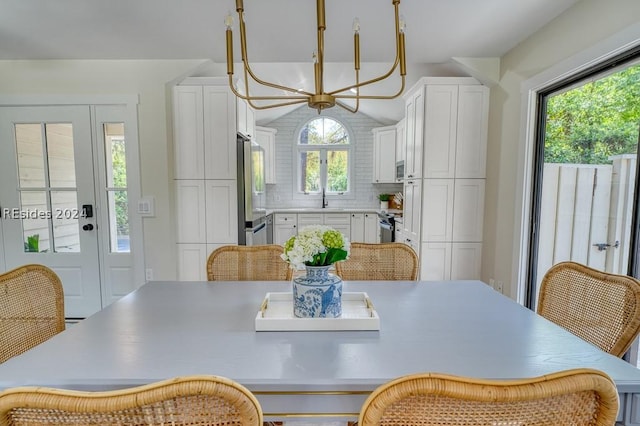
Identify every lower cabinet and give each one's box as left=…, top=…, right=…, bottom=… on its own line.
left=351, top=213, right=380, bottom=243
left=274, top=214, right=297, bottom=246
left=420, top=242, right=482, bottom=281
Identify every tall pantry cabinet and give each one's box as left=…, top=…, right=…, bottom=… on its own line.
left=173, top=78, right=246, bottom=280
left=400, top=77, right=489, bottom=280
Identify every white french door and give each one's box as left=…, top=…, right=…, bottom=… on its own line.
left=0, top=102, right=144, bottom=318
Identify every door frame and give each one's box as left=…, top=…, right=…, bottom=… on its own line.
left=0, top=95, right=145, bottom=312
left=513, top=24, right=640, bottom=305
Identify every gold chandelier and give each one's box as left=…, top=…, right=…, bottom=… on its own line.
left=225, top=0, right=406, bottom=113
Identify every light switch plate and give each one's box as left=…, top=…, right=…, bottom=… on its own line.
left=137, top=196, right=155, bottom=217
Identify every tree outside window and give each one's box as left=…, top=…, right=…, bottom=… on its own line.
left=298, top=117, right=350, bottom=194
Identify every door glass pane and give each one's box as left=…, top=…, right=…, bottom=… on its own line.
left=15, top=123, right=45, bottom=188
left=104, top=123, right=129, bottom=253
left=51, top=190, right=80, bottom=252
left=327, top=150, right=348, bottom=192
left=46, top=123, right=76, bottom=187
left=21, top=191, right=50, bottom=253
left=299, top=150, right=320, bottom=193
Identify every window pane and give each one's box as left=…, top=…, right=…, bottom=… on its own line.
left=299, top=151, right=320, bottom=193
left=108, top=190, right=130, bottom=253
left=327, top=150, right=348, bottom=192
left=104, top=123, right=126, bottom=187
left=46, top=123, right=76, bottom=188
left=21, top=191, right=50, bottom=253
left=300, top=118, right=349, bottom=145
left=51, top=191, right=80, bottom=253
left=15, top=124, right=45, bottom=188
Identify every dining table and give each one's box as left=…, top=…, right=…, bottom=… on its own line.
left=2, top=279, right=640, bottom=424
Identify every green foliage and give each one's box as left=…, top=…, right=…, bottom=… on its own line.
left=378, top=193, right=391, bottom=201
left=111, top=139, right=129, bottom=236
left=24, top=234, right=39, bottom=252
left=300, top=118, right=349, bottom=193
left=544, top=64, right=640, bottom=164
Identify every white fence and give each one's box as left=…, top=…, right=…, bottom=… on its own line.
left=536, top=154, right=637, bottom=304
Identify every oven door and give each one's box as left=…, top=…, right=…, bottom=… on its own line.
left=379, top=219, right=394, bottom=243
left=245, top=217, right=268, bottom=246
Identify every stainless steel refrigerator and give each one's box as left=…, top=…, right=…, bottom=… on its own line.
left=237, top=134, right=267, bottom=245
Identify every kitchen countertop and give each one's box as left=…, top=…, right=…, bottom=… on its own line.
left=267, top=208, right=380, bottom=214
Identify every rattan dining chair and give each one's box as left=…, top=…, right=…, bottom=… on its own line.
left=207, top=244, right=293, bottom=281
left=0, top=264, right=65, bottom=364
left=358, top=368, right=619, bottom=426
left=0, top=375, right=263, bottom=426
left=335, top=242, right=418, bottom=280
left=537, top=261, right=640, bottom=357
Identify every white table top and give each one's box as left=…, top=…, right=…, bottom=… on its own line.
left=2, top=280, right=640, bottom=394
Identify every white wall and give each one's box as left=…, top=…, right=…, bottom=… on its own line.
left=263, top=105, right=402, bottom=209
left=0, top=59, right=204, bottom=280
left=484, top=0, right=640, bottom=298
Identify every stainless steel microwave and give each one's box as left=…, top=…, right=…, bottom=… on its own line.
left=395, top=160, right=404, bottom=181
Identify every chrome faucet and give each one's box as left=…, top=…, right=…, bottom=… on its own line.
left=322, top=188, right=328, bottom=208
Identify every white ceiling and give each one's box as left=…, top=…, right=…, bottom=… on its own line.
left=0, top=0, right=580, bottom=124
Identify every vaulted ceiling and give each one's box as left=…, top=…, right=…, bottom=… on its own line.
left=0, top=0, right=580, bottom=123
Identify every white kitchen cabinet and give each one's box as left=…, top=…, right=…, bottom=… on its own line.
left=175, top=180, right=206, bottom=244
left=274, top=214, right=297, bottom=246
left=236, top=98, right=255, bottom=140
left=372, top=125, right=397, bottom=183
left=205, top=180, right=238, bottom=244
left=395, top=118, right=406, bottom=180
left=173, top=78, right=241, bottom=281
left=452, top=179, right=485, bottom=242
left=455, top=85, right=490, bottom=178
left=255, top=126, right=277, bottom=184
left=204, top=86, right=237, bottom=180
left=173, top=86, right=204, bottom=180
left=451, top=243, right=482, bottom=280
left=402, top=179, right=422, bottom=247
left=404, top=87, right=424, bottom=179
left=423, top=85, right=458, bottom=179
left=323, top=213, right=351, bottom=238
left=420, top=242, right=451, bottom=281
left=176, top=244, right=208, bottom=281
left=297, top=213, right=323, bottom=228
left=364, top=212, right=379, bottom=243
left=350, top=213, right=364, bottom=242
left=421, top=179, right=454, bottom=242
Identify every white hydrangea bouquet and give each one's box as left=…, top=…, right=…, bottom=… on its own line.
left=281, top=225, right=350, bottom=269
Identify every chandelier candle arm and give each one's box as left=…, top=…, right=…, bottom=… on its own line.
left=225, top=0, right=406, bottom=113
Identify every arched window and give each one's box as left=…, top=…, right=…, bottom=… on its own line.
left=297, top=117, right=351, bottom=194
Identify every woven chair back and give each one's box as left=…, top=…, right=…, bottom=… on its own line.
left=0, top=375, right=263, bottom=426
left=537, top=261, right=640, bottom=357
left=358, top=368, right=618, bottom=426
left=207, top=244, right=292, bottom=281
left=0, top=264, right=65, bottom=364
left=335, top=242, right=418, bottom=280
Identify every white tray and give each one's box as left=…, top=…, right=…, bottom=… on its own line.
left=255, top=292, right=380, bottom=331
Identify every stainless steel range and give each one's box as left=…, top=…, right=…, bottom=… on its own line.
left=378, top=212, right=395, bottom=243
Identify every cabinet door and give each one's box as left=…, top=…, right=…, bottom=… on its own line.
left=420, top=242, right=451, bottom=281
left=372, top=127, right=396, bottom=183
left=455, top=85, right=489, bottom=178
left=246, top=104, right=255, bottom=139
left=402, top=179, right=422, bottom=245
left=350, top=213, right=365, bottom=242
left=298, top=213, right=323, bottom=228
left=405, top=90, right=423, bottom=179
left=275, top=225, right=297, bottom=246
left=395, top=119, right=406, bottom=177
left=452, top=179, right=485, bottom=242
left=177, top=244, right=208, bottom=281
left=424, top=85, right=458, bottom=178
left=364, top=213, right=380, bottom=243
left=204, top=86, right=236, bottom=179
left=173, top=86, right=204, bottom=179
left=175, top=180, right=206, bottom=244
left=451, top=242, right=482, bottom=280
left=422, top=179, right=454, bottom=242
left=256, top=126, right=277, bottom=184
left=205, top=180, right=238, bottom=244
left=237, top=98, right=248, bottom=138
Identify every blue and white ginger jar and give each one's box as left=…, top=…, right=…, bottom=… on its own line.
left=293, top=265, right=342, bottom=318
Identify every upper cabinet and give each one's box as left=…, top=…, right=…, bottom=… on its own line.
left=255, top=126, right=277, bottom=184
left=395, top=118, right=406, bottom=180
left=372, top=125, right=397, bottom=183
left=236, top=98, right=255, bottom=140
left=173, top=84, right=237, bottom=180
left=404, top=88, right=424, bottom=179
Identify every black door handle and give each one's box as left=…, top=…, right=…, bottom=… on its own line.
left=82, top=224, right=94, bottom=231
